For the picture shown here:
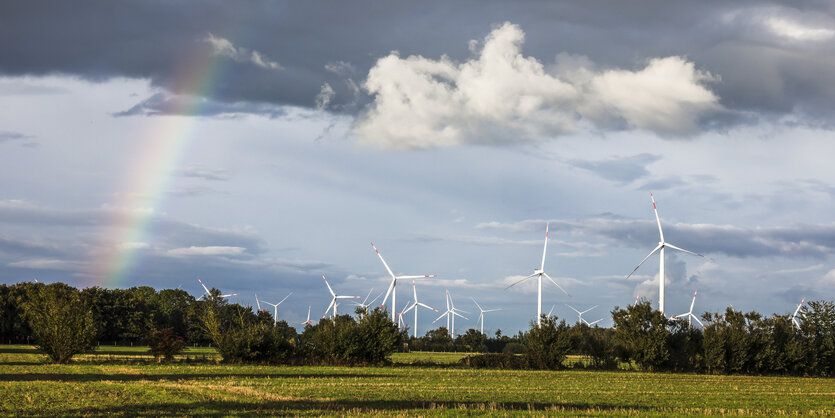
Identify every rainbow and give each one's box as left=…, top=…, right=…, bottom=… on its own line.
left=86, top=46, right=230, bottom=288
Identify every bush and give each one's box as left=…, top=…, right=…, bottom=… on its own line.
left=460, top=352, right=527, bottom=369
left=201, top=304, right=295, bottom=363
left=22, top=283, right=97, bottom=363
left=146, top=328, right=186, bottom=362
left=611, top=301, right=670, bottom=371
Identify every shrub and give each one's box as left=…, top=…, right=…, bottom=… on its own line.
left=611, top=301, right=670, bottom=371
left=22, top=283, right=97, bottom=363
left=460, top=352, right=527, bottom=369
left=146, top=328, right=186, bottom=362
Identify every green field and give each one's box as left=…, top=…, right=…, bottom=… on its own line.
left=2, top=345, right=833, bottom=416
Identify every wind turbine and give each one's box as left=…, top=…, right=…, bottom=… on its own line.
left=372, top=243, right=437, bottom=322
left=625, top=193, right=703, bottom=315
left=261, top=292, right=293, bottom=325
left=396, top=299, right=412, bottom=330
left=566, top=304, right=598, bottom=326
left=791, top=298, right=805, bottom=330
left=471, top=297, right=502, bottom=334
left=433, top=290, right=469, bottom=338
left=197, top=278, right=238, bottom=300
left=505, top=222, right=570, bottom=327
left=322, top=274, right=360, bottom=318
left=672, top=290, right=704, bottom=328
left=33, top=277, right=39, bottom=284
left=301, top=305, right=313, bottom=326
left=255, top=293, right=263, bottom=312
left=353, top=288, right=383, bottom=316
left=402, top=280, right=439, bottom=338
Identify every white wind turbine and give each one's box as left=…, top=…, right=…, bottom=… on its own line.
left=626, top=193, right=704, bottom=315
left=505, top=222, right=570, bottom=327
left=322, top=274, right=361, bottom=318
left=372, top=243, right=437, bottom=322
left=471, top=298, right=502, bottom=335
left=791, top=298, right=805, bottom=330
left=396, top=299, right=412, bottom=330
left=566, top=304, right=598, bottom=326
left=197, top=278, right=238, bottom=300
left=433, top=290, right=469, bottom=338
left=672, top=290, right=704, bottom=328
left=255, top=293, right=263, bottom=312
left=301, top=305, right=313, bottom=326
left=353, top=288, right=383, bottom=315
left=402, top=280, right=439, bottom=338
left=261, top=292, right=293, bottom=325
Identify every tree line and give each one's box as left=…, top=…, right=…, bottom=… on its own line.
left=2, top=281, right=833, bottom=375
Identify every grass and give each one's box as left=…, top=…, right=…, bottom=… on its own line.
left=2, top=345, right=834, bottom=415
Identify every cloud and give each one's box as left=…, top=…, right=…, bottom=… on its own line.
left=174, top=166, right=229, bottom=181
left=114, top=92, right=289, bottom=117
left=568, top=153, right=661, bottom=184
left=764, top=16, right=835, bottom=42
left=167, top=246, right=247, bottom=257
left=356, top=22, right=720, bottom=148
left=202, top=33, right=282, bottom=70
left=7, top=258, right=83, bottom=271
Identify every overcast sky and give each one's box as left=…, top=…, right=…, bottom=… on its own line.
left=1, top=1, right=834, bottom=333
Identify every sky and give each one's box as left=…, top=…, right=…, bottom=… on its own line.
left=1, top=1, right=834, bottom=334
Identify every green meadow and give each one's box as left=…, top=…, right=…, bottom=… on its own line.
left=2, top=345, right=834, bottom=416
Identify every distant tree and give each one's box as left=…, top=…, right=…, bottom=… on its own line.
left=522, top=315, right=572, bottom=370
left=22, top=283, right=97, bottom=363
left=146, top=327, right=186, bottom=362
left=800, top=300, right=835, bottom=376
left=665, top=320, right=703, bottom=372
left=611, top=301, right=670, bottom=371
left=459, top=329, right=488, bottom=353
left=701, top=311, right=727, bottom=374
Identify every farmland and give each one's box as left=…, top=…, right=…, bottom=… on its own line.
left=1, top=345, right=834, bottom=415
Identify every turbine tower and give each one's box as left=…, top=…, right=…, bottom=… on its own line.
left=372, top=243, right=437, bottom=322
left=626, top=193, right=703, bottom=315
left=322, top=274, right=360, bottom=318
left=672, top=290, right=704, bottom=328
left=505, top=222, right=570, bottom=327
left=472, top=297, right=502, bottom=334
left=261, top=292, right=292, bottom=325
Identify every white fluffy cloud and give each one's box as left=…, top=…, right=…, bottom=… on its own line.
left=356, top=22, right=720, bottom=149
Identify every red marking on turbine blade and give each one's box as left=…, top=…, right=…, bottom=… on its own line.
left=653, top=202, right=657, bottom=209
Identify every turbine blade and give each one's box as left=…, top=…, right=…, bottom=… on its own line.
left=505, top=273, right=538, bottom=290
left=412, top=280, right=418, bottom=302
left=452, top=310, right=469, bottom=320
left=418, top=302, right=438, bottom=312
left=651, top=192, right=664, bottom=242
left=581, top=305, right=598, bottom=315
left=255, top=293, right=261, bottom=311
left=541, top=221, right=549, bottom=271
left=322, top=274, right=336, bottom=297
left=278, top=292, right=293, bottom=306
left=692, top=314, right=705, bottom=328
left=198, top=278, right=210, bottom=295
left=433, top=311, right=449, bottom=323
left=220, top=293, right=238, bottom=298
left=397, top=275, right=437, bottom=279
left=323, top=298, right=336, bottom=318
left=336, top=295, right=361, bottom=299
left=626, top=243, right=663, bottom=279
left=543, top=272, right=571, bottom=297
left=379, top=278, right=396, bottom=309
left=566, top=304, right=581, bottom=314
left=689, top=290, right=697, bottom=314
left=484, top=308, right=503, bottom=313
left=588, top=319, right=602, bottom=326
left=371, top=243, right=397, bottom=279
left=665, top=242, right=703, bottom=258
left=362, top=288, right=373, bottom=305
left=368, top=292, right=383, bottom=307
left=470, top=297, right=483, bottom=311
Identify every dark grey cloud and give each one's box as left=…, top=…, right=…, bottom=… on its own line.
left=568, top=153, right=660, bottom=184
left=1, top=1, right=832, bottom=131
left=0, top=235, right=65, bottom=258
left=638, top=176, right=687, bottom=191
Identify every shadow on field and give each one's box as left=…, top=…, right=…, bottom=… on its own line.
left=0, top=372, right=396, bottom=382
left=57, top=399, right=649, bottom=415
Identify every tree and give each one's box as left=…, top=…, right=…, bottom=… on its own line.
left=22, top=283, right=97, bottom=363
left=459, top=329, right=488, bottom=353
left=146, top=328, right=186, bottom=362
left=611, top=301, right=670, bottom=371
left=522, top=315, right=572, bottom=369
left=800, top=300, right=835, bottom=376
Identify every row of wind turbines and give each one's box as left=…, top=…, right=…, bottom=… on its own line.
left=194, top=193, right=808, bottom=333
